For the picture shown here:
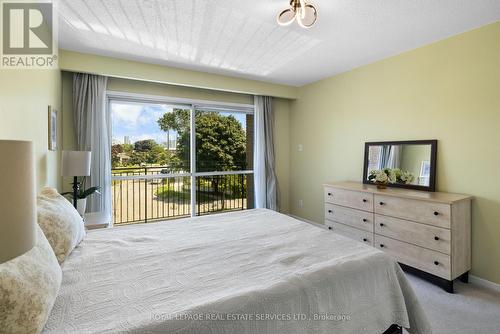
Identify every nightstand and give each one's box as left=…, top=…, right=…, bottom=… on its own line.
left=84, top=212, right=110, bottom=230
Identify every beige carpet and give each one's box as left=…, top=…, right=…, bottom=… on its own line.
left=405, top=273, right=500, bottom=334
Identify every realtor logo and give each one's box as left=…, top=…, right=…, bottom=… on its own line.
left=1, top=0, right=58, bottom=69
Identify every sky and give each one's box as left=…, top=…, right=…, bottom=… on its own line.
left=111, top=102, right=247, bottom=145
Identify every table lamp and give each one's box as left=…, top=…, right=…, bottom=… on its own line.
left=0, top=140, right=36, bottom=264
left=61, top=150, right=91, bottom=208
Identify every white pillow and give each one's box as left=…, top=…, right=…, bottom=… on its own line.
left=0, top=225, right=62, bottom=334
left=37, top=187, right=86, bottom=264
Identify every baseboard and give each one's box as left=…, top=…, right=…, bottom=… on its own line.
left=469, top=275, right=500, bottom=292
left=288, top=214, right=326, bottom=229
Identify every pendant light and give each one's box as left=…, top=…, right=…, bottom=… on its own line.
left=277, top=0, right=318, bottom=28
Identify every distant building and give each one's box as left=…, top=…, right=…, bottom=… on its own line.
left=124, top=136, right=131, bottom=145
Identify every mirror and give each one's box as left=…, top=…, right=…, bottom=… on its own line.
left=363, top=140, right=437, bottom=192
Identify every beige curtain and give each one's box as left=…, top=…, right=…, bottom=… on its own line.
left=254, top=96, right=279, bottom=211
left=73, top=73, right=110, bottom=217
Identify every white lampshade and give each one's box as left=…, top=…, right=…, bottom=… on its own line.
left=61, top=151, right=91, bottom=177
left=0, top=140, right=36, bottom=263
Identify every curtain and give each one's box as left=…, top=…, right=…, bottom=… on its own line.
left=387, top=145, right=402, bottom=169
left=254, top=96, right=279, bottom=211
left=72, top=73, right=110, bottom=218
left=379, top=145, right=391, bottom=169
left=380, top=145, right=402, bottom=169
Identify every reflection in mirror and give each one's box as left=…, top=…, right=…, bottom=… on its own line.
left=366, top=144, right=432, bottom=187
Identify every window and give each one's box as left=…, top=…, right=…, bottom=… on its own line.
left=194, top=107, right=254, bottom=216
left=109, top=95, right=254, bottom=225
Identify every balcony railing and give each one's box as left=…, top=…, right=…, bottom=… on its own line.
left=111, top=166, right=252, bottom=225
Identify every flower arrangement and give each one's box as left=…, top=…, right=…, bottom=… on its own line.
left=368, top=168, right=415, bottom=189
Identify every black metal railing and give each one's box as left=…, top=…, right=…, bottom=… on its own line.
left=196, top=174, right=249, bottom=216
left=111, top=167, right=252, bottom=225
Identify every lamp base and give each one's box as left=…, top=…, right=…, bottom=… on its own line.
left=71, top=176, right=80, bottom=208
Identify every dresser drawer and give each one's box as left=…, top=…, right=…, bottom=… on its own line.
left=375, top=215, right=451, bottom=254
left=324, top=187, right=373, bottom=212
left=325, top=204, right=373, bottom=232
left=325, top=221, right=373, bottom=246
left=375, top=235, right=451, bottom=279
left=374, top=195, right=451, bottom=228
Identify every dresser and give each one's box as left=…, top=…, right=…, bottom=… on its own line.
left=324, top=181, right=472, bottom=293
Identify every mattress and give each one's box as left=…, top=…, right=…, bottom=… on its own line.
left=44, top=209, right=431, bottom=334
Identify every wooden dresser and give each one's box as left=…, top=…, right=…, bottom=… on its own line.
left=324, top=181, right=472, bottom=293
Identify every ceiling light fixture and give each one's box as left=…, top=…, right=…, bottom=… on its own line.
left=277, top=0, right=318, bottom=28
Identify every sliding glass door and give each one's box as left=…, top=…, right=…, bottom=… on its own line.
left=109, top=95, right=254, bottom=225
left=193, top=107, right=254, bottom=216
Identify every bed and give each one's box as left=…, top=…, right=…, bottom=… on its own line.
left=43, top=209, right=431, bottom=333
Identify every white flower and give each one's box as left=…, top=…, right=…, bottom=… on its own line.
left=375, top=171, right=389, bottom=183
left=388, top=169, right=397, bottom=183
left=401, top=171, right=415, bottom=184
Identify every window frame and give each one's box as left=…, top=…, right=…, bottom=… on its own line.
left=107, top=90, right=255, bottom=219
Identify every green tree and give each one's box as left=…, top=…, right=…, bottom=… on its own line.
left=158, top=109, right=248, bottom=209
left=134, top=139, right=159, bottom=152
left=158, top=109, right=247, bottom=172
left=111, top=144, right=123, bottom=167
left=129, top=151, right=148, bottom=166
left=122, top=143, right=134, bottom=154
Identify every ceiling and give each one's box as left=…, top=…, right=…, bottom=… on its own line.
left=56, top=0, right=500, bottom=86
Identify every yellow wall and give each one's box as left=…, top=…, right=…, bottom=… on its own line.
left=61, top=73, right=291, bottom=212
left=0, top=70, right=62, bottom=190
left=289, top=21, right=500, bottom=283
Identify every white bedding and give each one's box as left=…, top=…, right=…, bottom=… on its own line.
left=44, top=209, right=431, bottom=334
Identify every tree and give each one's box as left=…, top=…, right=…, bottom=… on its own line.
left=122, top=143, right=134, bottom=154
left=158, top=109, right=247, bottom=172
left=158, top=109, right=248, bottom=209
left=111, top=144, right=123, bottom=167
left=134, top=139, right=157, bottom=152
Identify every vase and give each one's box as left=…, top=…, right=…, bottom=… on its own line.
left=375, top=183, right=387, bottom=190
left=76, top=198, right=87, bottom=216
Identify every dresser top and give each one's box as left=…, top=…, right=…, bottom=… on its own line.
left=324, top=181, right=472, bottom=204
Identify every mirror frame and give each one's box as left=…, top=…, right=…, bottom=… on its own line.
left=362, top=140, right=438, bottom=192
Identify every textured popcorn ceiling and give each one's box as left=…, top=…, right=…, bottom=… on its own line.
left=57, top=0, right=500, bottom=86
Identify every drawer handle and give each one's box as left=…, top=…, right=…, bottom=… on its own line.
left=379, top=223, right=384, bottom=227
left=362, top=199, right=367, bottom=203
left=328, top=210, right=333, bottom=213
left=379, top=244, right=385, bottom=248
left=434, top=261, right=439, bottom=266
left=328, top=193, right=332, bottom=196
left=434, top=236, right=440, bottom=241
left=379, top=202, right=385, bottom=206
left=362, top=219, right=368, bottom=222
left=434, top=211, right=439, bottom=216
left=362, top=238, right=368, bottom=242
left=328, top=227, right=332, bottom=230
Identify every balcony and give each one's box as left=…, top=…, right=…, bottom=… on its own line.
left=111, top=166, right=252, bottom=225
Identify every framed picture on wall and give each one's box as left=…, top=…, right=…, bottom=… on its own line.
left=48, top=106, right=58, bottom=151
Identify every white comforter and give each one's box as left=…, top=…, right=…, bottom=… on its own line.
left=44, top=209, right=431, bottom=334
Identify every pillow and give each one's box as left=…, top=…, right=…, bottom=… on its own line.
left=37, top=187, right=86, bottom=264
left=0, top=225, right=62, bottom=334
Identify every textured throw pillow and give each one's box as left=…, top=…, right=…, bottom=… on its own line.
left=37, top=187, right=86, bottom=264
left=0, top=225, right=62, bottom=334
